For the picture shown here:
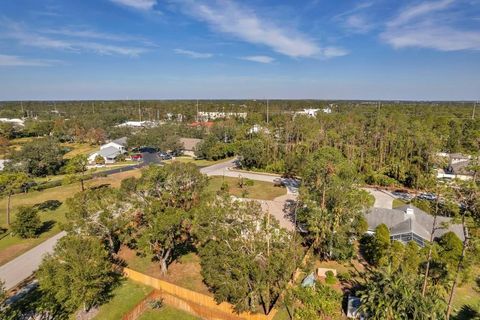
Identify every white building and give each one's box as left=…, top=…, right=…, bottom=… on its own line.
left=115, top=121, right=158, bottom=128
left=293, top=107, right=332, bottom=118
left=197, top=112, right=247, bottom=122
left=88, top=137, right=127, bottom=164
left=0, top=118, right=24, bottom=126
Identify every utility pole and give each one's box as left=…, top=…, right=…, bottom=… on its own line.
left=138, top=101, right=142, bottom=121
left=196, top=99, right=199, bottom=122
left=266, top=99, right=269, bottom=124
left=472, top=101, right=477, bottom=120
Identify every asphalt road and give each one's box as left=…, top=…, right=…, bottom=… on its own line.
left=0, top=231, right=66, bottom=290
left=363, top=187, right=396, bottom=209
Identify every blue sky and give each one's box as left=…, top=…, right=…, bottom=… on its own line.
left=0, top=0, right=479, bottom=100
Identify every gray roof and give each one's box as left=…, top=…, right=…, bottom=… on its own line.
left=111, top=137, right=128, bottom=146
left=365, top=204, right=464, bottom=241
left=94, top=146, right=123, bottom=158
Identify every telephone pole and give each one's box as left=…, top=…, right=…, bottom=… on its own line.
left=473, top=101, right=477, bottom=120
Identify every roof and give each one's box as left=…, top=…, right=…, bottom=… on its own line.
left=188, top=121, right=214, bottom=128
left=92, top=146, right=123, bottom=158
left=179, top=138, right=202, bottom=151
left=365, top=204, right=464, bottom=241
left=111, top=137, right=127, bottom=147
left=449, top=160, right=473, bottom=176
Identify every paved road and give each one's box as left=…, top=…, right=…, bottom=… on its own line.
left=200, top=159, right=300, bottom=194
left=0, top=232, right=66, bottom=290
left=90, top=152, right=162, bottom=177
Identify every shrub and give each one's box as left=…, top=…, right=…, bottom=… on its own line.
left=337, top=272, right=352, bottom=282
left=325, top=271, right=337, bottom=285
left=11, top=206, right=42, bottom=238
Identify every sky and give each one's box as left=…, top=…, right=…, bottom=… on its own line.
left=0, top=0, right=479, bottom=101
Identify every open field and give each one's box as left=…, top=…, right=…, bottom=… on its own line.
left=207, top=176, right=286, bottom=200
left=61, top=142, right=98, bottom=159
left=0, top=169, right=141, bottom=265
left=93, top=279, right=153, bottom=320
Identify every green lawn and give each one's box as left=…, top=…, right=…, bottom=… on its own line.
left=392, top=198, right=407, bottom=208
left=94, top=279, right=153, bottom=320
left=62, top=142, right=99, bottom=159
left=165, top=156, right=233, bottom=168
left=138, top=306, right=201, bottom=320
left=207, top=176, right=286, bottom=200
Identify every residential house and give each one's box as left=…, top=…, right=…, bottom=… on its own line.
left=365, top=204, right=464, bottom=247
left=115, top=121, right=158, bottom=128
left=101, top=137, right=127, bottom=153
left=248, top=124, right=270, bottom=135
left=179, top=138, right=202, bottom=157
left=0, top=118, right=24, bottom=126
left=88, top=137, right=127, bottom=164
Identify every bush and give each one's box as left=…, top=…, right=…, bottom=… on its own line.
left=11, top=206, right=42, bottom=238
left=32, top=179, right=62, bottom=191
left=337, top=272, right=351, bottom=282
left=325, top=271, right=337, bottom=285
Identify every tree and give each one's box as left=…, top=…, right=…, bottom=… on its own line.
left=36, top=235, right=118, bottom=313
left=95, top=155, right=105, bottom=165
left=11, top=206, right=41, bottom=238
left=361, top=223, right=391, bottom=266
left=357, top=267, right=446, bottom=320
left=65, top=187, right=130, bottom=255
left=194, top=194, right=301, bottom=314
left=64, top=154, right=88, bottom=191
left=298, top=147, right=372, bottom=260
left=286, top=282, right=342, bottom=320
left=8, top=138, right=65, bottom=176
left=0, top=172, right=30, bottom=225
left=125, top=163, right=208, bottom=274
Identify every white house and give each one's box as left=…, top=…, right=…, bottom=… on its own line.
left=88, top=137, right=127, bottom=164
left=100, top=137, right=127, bottom=153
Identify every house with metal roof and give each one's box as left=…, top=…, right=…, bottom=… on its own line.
left=365, top=204, right=464, bottom=247
left=88, top=146, right=125, bottom=164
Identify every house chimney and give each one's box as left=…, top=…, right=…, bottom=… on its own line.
left=405, top=207, right=415, bottom=219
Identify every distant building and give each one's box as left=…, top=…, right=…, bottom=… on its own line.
left=101, top=137, right=127, bottom=153
left=293, top=107, right=332, bottom=118
left=115, top=121, right=157, bottom=128
left=0, top=118, right=24, bottom=126
left=365, top=204, right=464, bottom=247
left=197, top=111, right=247, bottom=121
left=179, top=138, right=202, bottom=157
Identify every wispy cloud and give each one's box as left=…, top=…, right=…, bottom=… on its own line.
left=344, top=14, right=374, bottom=34
left=174, top=48, right=213, bottom=58
left=109, top=0, right=157, bottom=11
left=173, top=0, right=334, bottom=58
left=387, top=0, right=454, bottom=27
left=0, top=20, right=148, bottom=57
left=381, top=0, right=480, bottom=51
left=240, top=55, right=274, bottom=63
left=334, top=2, right=376, bottom=34
left=0, top=54, right=58, bottom=67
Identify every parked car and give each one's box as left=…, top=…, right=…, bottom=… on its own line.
left=418, top=193, right=437, bottom=201
left=158, top=151, right=172, bottom=160
left=131, top=154, right=143, bottom=161
left=273, top=178, right=284, bottom=187
left=392, top=190, right=413, bottom=201
left=139, top=146, right=156, bottom=153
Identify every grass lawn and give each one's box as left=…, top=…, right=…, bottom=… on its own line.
left=165, top=156, right=233, bottom=168
left=94, top=279, right=153, bottom=320
left=207, top=176, right=286, bottom=200
left=119, top=247, right=212, bottom=296
left=392, top=198, right=407, bottom=208
left=61, top=142, right=98, bottom=159
left=0, top=169, right=141, bottom=266
left=138, top=306, right=201, bottom=320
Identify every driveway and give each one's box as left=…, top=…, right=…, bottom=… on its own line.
left=0, top=232, right=66, bottom=290
left=363, top=187, right=395, bottom=209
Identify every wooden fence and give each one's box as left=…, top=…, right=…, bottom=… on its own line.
left=123, top=268, right=278, bottom=320
left=122, top=290, right=161, bottom=320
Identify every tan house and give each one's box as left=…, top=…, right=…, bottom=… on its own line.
left=180, top=138, right=203, bottom=157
